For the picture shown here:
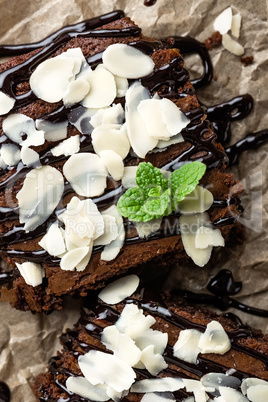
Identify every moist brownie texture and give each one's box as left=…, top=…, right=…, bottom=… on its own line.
left=0, top=12, right=244, bottom=313
left=34, top=279, right=268, bottom=401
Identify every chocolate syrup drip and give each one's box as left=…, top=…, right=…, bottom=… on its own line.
left=0, top=270, right=13, bottom=287
left=226, top=129, right=268, bottom=165
left=38, top=290, right=267, bottom=401
left=206, top=95, right=254, bottom=145
left=0, top=382, right=10, bottom=402
left=173, top=270, right=268, bottom=318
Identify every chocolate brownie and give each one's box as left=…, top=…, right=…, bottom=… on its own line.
left=0, top=11, right=244, bottom=313
left=34, top=277, right=268, bottom=401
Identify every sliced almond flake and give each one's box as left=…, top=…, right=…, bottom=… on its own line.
left=92, top=124, right=130, bottom=160
left=63, top=153, right=107, bottom=197
left=39, top=221, right=66, bottom=257
left=160, top=97, right=190, bottom=135
left=102, top=43, right=155, bottom=79
left=219, top=386, right=248, bottom=402
left=173, top=329, right=201, bottom=364
left=0, top=91, right=15, bottom=115
left=66, top=376, right=110, bottom=402
left=201, top=373, right=241, bottom=392
left=231, top=13, right=242, bottom=38
left=100, top=205, right=125, bottom=261
left=94, top=214, right=118, bottom=247
left=35, top=119, right=68, bottom=142
left=60, top=246, right=90, bottom=271
left=0, top=156, right=7, bottom=170
left=182, top=379, right=212, bottom=402
left=101, top=325, right=142, bottom=366
left=134, top=328, right=168, bottom=356
left=116, top=303, right=154, bottom=335
left=15, top=262, right=45, bottom=287
left=213, top=7, right=233, bottom=34
left=51, top=134, right=80, bottom=157
left=99, top=150, right=124, bottom=181
left=114, top=75, right=129, bottom=97
left=125, top=82, right=158, bottom=158
left=139, top=345, right=168, bottom=376
left=82, top=64, right=116, bottom=108
left=3, top=113, right=45, bottom=147
left=134, top=218, right=162, bottom=239
left=17, top=165, right=64, bottom=232
left=63, top=77, right=90, bottom=106
left=121, top=166, right=138, bottom=189
left=198, top=321, right=231, bottom=355
left=222, top=33, right=245, bottom=56
left=195, top=227, right=225, bottom=249
left=0, top=143, right=20, bottom=166
left=59, top=196, right=104, bottom=242
left=180, top=213, right=213, bottom=267
left=98, top=274, right=140, bottom=304
left=131, top=378, right=184, bottom=393
left=141, top=392, right=175, bottom=402
left=78, top=350, right=136, bottom=392
left=241, top=378, right=268, bottom=396
left=76, top=242, right=93, bottom=271
left=246, top=384, right=268, bottom=402
left=157, top=133, right=184, bottom=149
left=20, top=146, right=40, bottom=167
left=106, top=387, right=127, bottom=402
left=90, top=103, right=124, bottom=128
left=178, top=186, right=214, bottom=214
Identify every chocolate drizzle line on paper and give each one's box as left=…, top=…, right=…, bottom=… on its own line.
left=37, top=289, right=267, bottom=401
left=0, top=10, right=268, bottom=316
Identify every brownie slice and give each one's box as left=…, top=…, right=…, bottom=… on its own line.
left=34, top=282, right=268, bottom=401
left=0, top=12, right=243, bottom=313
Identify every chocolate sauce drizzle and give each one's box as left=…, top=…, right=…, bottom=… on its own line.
left=37, top=289, right=268, bottom=401
left=0, top=382, right=10, bottom=402
left=0, top=10, right=268, bottom=321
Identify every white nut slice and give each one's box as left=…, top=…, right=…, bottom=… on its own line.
left=66, top=377, right=109, bottom=402
left=180, top=213, right=213, bottom=267
left=102, top=43, right=155, bottom=79
left=173, top=329, right=201, bottom=364
left=198, top=321, right=231, bottom=355
left=92, top=124, right=130, bottom=159
left=36, top=119, right=68, bottom=142
left=39, top=221, right=66, bottom=257
left=231, top=13, right=242, bottom=38
left=60, top=246, right=90, bottom=271
left=141, top=393, right=175, bottom=402
left=219, top=386, right=248, bottom=402
left=98, top=274, right=140, bottom=304
left=63, top=77, right=90, bottom=106
left=121, top=166, right=138, bottom=189
left=63, top=153, right=107, bottom=197
left=3, top=113, right=45, bottom=147
left=51, top=134, right=80, bottom=157
left=178, top=186, right=214, bottom=214
left=195, top=227, right=225, bottom=249
left=100, top=205, right=125, bottom=261
left=17, top=165, right=64, bottom=232
left=99, top=150, right=124, bottom=181
left=0, top=143, right=21, bottom=166
left=82, top=64, right=116, bottom=108
left=213, top=7, right=233, bottom=34
left=15, top=262, right=45, bottom=287
left=241, top=378, right=268, bottom=396
left=222, top=33, right=245, bottom=56
left=21, top=146, right=40, bottom=167
left=125, top=82, right=158, bottom=158
left=94, top=214, right=118, bottom=247
left=0, top=91, right=15, bottom=115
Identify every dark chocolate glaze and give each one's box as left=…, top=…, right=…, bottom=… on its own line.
left=0, top=382, right=10, bottom=402
left=37, top=289, right=268, bottom=401
left=144, top=0, right=158, bottom=6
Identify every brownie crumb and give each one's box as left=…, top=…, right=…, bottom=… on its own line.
left=204, top=31, right=222, bottom=50
left=240, top=55, right=254, bottom=67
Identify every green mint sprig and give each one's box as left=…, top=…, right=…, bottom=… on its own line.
left=117, top=161, right=206, bottom=222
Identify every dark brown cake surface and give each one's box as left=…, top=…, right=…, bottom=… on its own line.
left=34, top=279, right=268, bottom=401
left=0, top=11, right=244, bottom=313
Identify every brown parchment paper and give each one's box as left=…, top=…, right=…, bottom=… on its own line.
left=0, top=0, right=267, bottom=400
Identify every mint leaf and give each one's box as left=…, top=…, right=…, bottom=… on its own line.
left=143, top=188, right=171, bottom=218
left=117, top=186, right=153, bottom=222
left=170, top=161, right=206, bottom=203
left=136, top=162, right=167, bottom=192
